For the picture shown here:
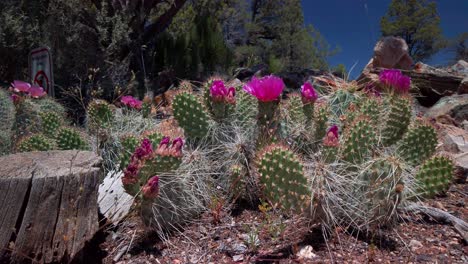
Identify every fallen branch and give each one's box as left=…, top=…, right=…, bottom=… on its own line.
left=400, top=203, right=468, bottom=244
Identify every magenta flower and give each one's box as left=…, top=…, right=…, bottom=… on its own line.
left=142, top=175, right=160, bottom=199
left=11, top=80, right=31, bottom=93
left=28, top=85, right=46, bottom=98
left=123, top=162, right=140, bottom=184
left=170, top=137, right=184, bottom=157
left=210, top=80, right=227, bottom=102
left=121, top=95, right=143, bottom=109
left=155, top=136, right=170, bottom=156
left=323, top=125, right=339, bottom=147
left=301, top=82, right=318, bottom=103
left=133, top=138, right=153, bottom=160
left=226, top=87, right=236, bottom=104
left=379, top=69, right=411, bottom=94
left=243, top=75, right=285, bottom=102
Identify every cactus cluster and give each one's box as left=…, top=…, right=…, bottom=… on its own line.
left=40, top=112, right=61, bottom=137
left=18, top=134, right=54, bottom=152
left=398, top=124, right=437, bottom=166
left=381, top=96, right=411, bottom=146
left=56, top=127, right=88, bottom=150
left=87, top=99, right=114, bottom=130
left=342, top=117, right=376, bottom=164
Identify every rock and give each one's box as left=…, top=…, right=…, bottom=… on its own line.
left=409, top=239, right=423, bottom=251
left=232, top=255, right=244, bottom=262
left=448, top=60, right=468, bottom=77
left=425, top=95, right=468, bottom=125
left=0, top=151, right=102, bottom=263
left=453, top=153, right=468, bottom=182
left=296, top=245, right=317, bottom=260
left=438, top=124, right=468, bottom=153
left=458, top=77, right=468, bottom=95
left=358, top=36, right=413, bottom=83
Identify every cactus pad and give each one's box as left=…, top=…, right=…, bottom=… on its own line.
left=172, top=92, right=210, bottom=139
left=87, top=99, right=114, bottom=129
left=382, top=96, right=411, bottom=146
left=398, top=124, right=437, bottom=166
left=257, top=144, right=309, bottom=212
left=18, top=134, right=54, bottom=152
left=119, top=134, right=140, bottom=170
left=342, top=117, right=376, bottom=164
left=415, top=156, right=454, bottom=197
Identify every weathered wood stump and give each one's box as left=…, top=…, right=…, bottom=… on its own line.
left=0, top=150, right=102, bottom=263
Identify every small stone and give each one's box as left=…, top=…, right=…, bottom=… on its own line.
left=409, top=239, right=423, bottom=251
left=296, top=245, right=317, bottom=260
left=232, top=255, right=244, bottom=262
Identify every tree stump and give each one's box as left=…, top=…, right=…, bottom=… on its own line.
left=0, top=150, right=102, bottom=263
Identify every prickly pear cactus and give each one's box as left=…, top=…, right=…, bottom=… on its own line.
left=172, top=92, right=210, bottom=139
left=18, top=134, right=54, bottom=152
left=382, top=96, right=411, bottom=146
left=359, top=97, right=381, bottom=125
left=144, top=131, right=164, bottom=149
left=398, top=124, right=437, bottom=166
left=87, top=99, right=114, bottom=130
left=119, top=134, right=140, bottom=170
left=286, top=93, right=306, bottom=125
left=235, top=88, right=257, bottom=124
left=314, top=104, right=328, bottom=142
left=40, top=112, right=61, bottom=137
left=342, top=117, right=376, bottom=164
left=56, top=127, right=88, bottom=150
left=415, top=156, right=454, bottom=197
left=257, top=144, right=309, bottom=212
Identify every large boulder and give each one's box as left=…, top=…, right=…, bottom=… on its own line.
left=425, top=94, right=468, bottom=125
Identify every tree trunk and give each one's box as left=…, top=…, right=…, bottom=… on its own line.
left=0, top=150, right=102, bottom=263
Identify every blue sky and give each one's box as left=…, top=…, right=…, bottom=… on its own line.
left=301, top=0, right=468, bottom=78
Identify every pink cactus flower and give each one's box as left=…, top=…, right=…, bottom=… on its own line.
left=210, top=80, right=227, bottom=102
left=301, top=82, right=318, bottom=103
left=28, top=85, right=46, bottom=98
left=226, top=87, right=236, bottom=104
left=142, top=175, right=160, bottom=199
left=170, top=137, right=184, bottom=157
left=123, top=162, right=140, bottom=183
left=134, top=138, right=153, bottom=160
left=243, top=75, right=285, bottom=102
left=11, top=80, right=31, bottom=93
left=323, top=125, right=339, bottom=147
left=155, top=136, right=171, bottom=156
left=379, top=69, right=411, bottom=94
left=122, top=174, right=139, bottom=185
left=121, top=95, right=143, bottom=109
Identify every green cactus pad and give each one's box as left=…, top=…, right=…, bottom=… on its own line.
left=235, top=88, right=257, bottom=124
left=119, top=135, right=140, bottom=170
left=314, top=104, right=329, bottom=142
left=56, top=127, right=88, bottom=150
left=359, top=97, right=382, bottom=125
left=140, top=155, right=182, bottom=177
left=257, top=144, right=309, bottom=212
left=40, top=112, right=61, bottom=137
left=87, top=99, right=114, bottom=129
left=416, top=156, right=454, bottom=197
left=286, top=93, right=306, bottom=125
left=382, top=96, right=411, bottom=146
left=172, top=92, right=210, bottom=139
left=342, top=117, right=377, bottom=164
left=398, top=124, right=437, bottom=166
left=18, top=134, right=54, bottom=152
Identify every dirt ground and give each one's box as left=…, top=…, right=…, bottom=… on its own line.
left=91, top=181, right=467, bottom=264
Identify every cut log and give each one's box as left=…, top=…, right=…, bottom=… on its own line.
left=0, top=150, right=102, bottom=263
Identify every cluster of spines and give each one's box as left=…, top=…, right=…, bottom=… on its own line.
left=235, top=87, right=257, bottom=124
left=0, top=89, right=15, bottom=155
left=257, top=144, right=309, bottom=212
left=172, top=91, right=210, bottom=139
left=56, top=127, right=88, bottom=150
left=313, top=104, right=328, bottom=142
left=415, top=156, right=453, bottom=197
left=18, top=134, right=54, bottom=152
left=119, top=135, right=140, bottom=170
left=398, top=124, right=437, bottom=166
left=40, top=112, right=61, bottom=138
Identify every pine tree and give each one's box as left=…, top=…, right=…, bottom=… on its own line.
left=380, top=0, right=446, bottom=62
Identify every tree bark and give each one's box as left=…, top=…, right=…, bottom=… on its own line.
left=0, top=151, right=102, bottom=263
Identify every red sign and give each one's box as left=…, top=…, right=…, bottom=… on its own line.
left=29, top=47, right=54, bottom=97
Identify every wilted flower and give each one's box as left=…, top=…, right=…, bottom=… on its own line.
left=28, top=85, right=46, bottom=98
left=210, top=80, right=227, bottom=102
left=323, top=125, right=339, bottom=147
left=11, top=80, right=31, bottom=93
left=379, top=69, right=411, bottom=94
left=155, top=136, right=170, bottom=155
left=301, top=82, right=318, bottom=104
left=243, top=75, right=284, bottom=102
left=142, top=175, right=160, bottom=199
left=123, top=162, right=140, bottom=184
